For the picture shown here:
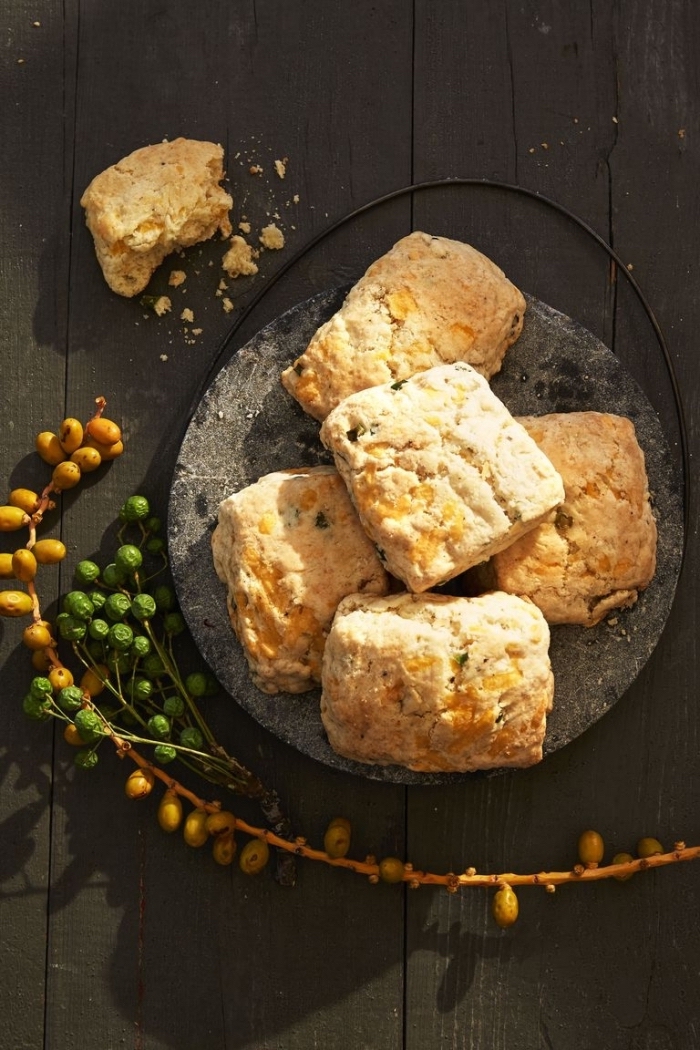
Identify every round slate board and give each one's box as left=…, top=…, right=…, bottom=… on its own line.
left=168, top=289, right=684, bottom=784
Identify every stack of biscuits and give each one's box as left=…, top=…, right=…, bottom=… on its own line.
left=212, top=232, right=657, bottom=773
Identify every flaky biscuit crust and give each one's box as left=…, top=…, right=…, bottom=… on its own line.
left=488, top=412, right=658, bottom=625
left=320, top=363, right=565, bottom=592
left=321, top=591, right=554, bottom=772
left=81, top=138, right=233, bottom=296
left=211, top=466, right=390, bottom=694
left=281, top=231, right=526, bottom=420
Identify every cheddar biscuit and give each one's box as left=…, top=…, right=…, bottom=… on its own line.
left=320, top=591, right=554, bottom=772
left=486, top=412, right=658, bottom=625
left=211, top=466, right=390, bottom=694
left=81, top=138, right=233, bottom=296
left=320, top=363, right=565, bottom=592
left=281, top=231, right=526, bottom=420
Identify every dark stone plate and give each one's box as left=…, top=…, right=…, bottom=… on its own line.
left=168, top=289, right=684, bottom=784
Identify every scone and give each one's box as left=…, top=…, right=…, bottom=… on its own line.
left=211, top=466, right=390, bottom=694
left=320, top=591, right=554, bottom=773
left=81, top=138, right=233, bottom=296
left=319, top=363, right=565, bottom=592
left=484, top=412, right=658, bottom=625
left=281, top=231, right=526, bottom=420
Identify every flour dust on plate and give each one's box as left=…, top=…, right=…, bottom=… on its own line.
left=168, top=288, right=684, bottom=785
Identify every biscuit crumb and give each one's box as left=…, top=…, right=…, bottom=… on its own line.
left=152, top=296, right=172, bottom=316
left=160, top=353, right=169, bottom=362
left=238, top=220, right=251, bottom=234
left=180, top=308, right=194, bottom=322
left=169, top=269, right=186, bottom=287
left=222, top=297, right=234, bottom=313
left=274, top=158, right=287, bottom=179
left=222, top=235, right=259, bottom=278
left=249, top=164, right=263, bottom=176
left=259, top=223, right=285, bottom=250
left=293, top=194, right=300, bottom=203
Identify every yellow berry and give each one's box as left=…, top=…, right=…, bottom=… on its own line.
left=70, top=446, right=102, bottom=472
left=58, top=417, right=84, bottom=454
left=86, top=417, right=122, bottom=446
left=80, top=665, right=109, bottom=697
left=183, top=808, right=210, bottom=848
left=0, top=590, right=34, bottom=617
left=205, top=810, right=237, bottom=836
left=378, top=857, right=406, bottom=884
left=9, top=488, right=39, bottom=514
left=577, top=829, right=605, bottom=866
left=63, top=723, right=86, bottom=747
left=36, top=431, right=67, bottom=465
left=12, top=548, right=37, bottom=582
left=0, top=505, right=30, bottom=531
left=212, top=831, right=237, bottom=866
left=32, top=649, right=51, bottom=671
left=82, top=435, right=124, bottom=460
left=0, top=552, right=15, bottom=578
left=239, top=837, right=270, bottom=875
left=157, top=789, right=183, bottom=833
left=52, top=460, right=82, bottom=491
left=492, top=883, right=519, bottom=928
left=611, top=852, right=636, bottom=881
left=125, top=767, right=156, bottom=799
left=49, top=666, right=73, bottom=692
left=637, top=837, right=664, bottom=858
left=22, top=621, right=54, bottom=651
left=32, top=538, right=67, bottom=564
left=323, top=816, right=351, bottom=858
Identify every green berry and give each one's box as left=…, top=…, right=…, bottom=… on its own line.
left=145, top=537, right=165, bottom=555
left=102, top=563, right=126, bottom=588
left=88, top=618, right=110, bottom=641
left=130, top=634, right=151, bottom=659
left=121, top=495, right=150, bottom=522
left=145, top=516, right=162, bottom=533
left=107, top=622, right=134, bottom=651
left=131, top=593, right=156, bottom=621
left=106, top=650, right=131, bottom=675
left=103, top=592, right=131, bottom=621
left=185, top=672, right=208, bottom=698
left=153, top=743, right=177, bottom=764
left=74, top=709, right=103, bottom=744
left=74, top=749, right=99, bottom=770
left=142, top=653, right=166, bottom=679
left=152, top=585, right=175, bottom=612
left=115, top=544, right=143, bottom=573
left=179, top=726, right=204, bottom=751
left=64, top=591, right=95, bottom=620
left=127, top=677, right=153, bottom=703
left=23, top=693, right=52, bottom=721
left=56, top=685, right=84, bottom=713
left=30, top=676, right=53, bottom=699
left=74, top=560, right=100, bottom=585
left=163, top=694, right=186, bottom=718
left=87, top=639, right=105, bottom=660
left=87, top=588, right=106, bottom=611
left=147, top=714, right=171, bottom=741
left=163, top=612, right=185, bottom=636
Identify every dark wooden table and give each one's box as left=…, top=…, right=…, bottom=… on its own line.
left=2, top=3, right=698, bottom=1048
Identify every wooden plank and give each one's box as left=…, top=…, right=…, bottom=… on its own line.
left=0, top=3, right=75, bottom=1048
left=406, top=1, right=700, bottom=1048
left=36, top=3, right=414, bottom=1049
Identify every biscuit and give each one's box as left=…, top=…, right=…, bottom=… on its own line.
left=319, top=363, right=565, bottom=592
left=81, top=138, right=233, bottom=296
left=485, top=412, right=658, bottom=625
left=320, top=591, right=554, bottom=772
left=281, top=231, right=526, bottom=420
left=211, top=466, right=390, bottom=694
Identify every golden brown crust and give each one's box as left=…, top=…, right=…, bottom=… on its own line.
left=488, top=412, right=658, bottom=625
left=80, top=138, right=233, bottom=296
left=320, top=591, right=554, bottom=772
left=281, top=231, right=526, bottom=420
left=211, top=466, right=390, bottom=694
